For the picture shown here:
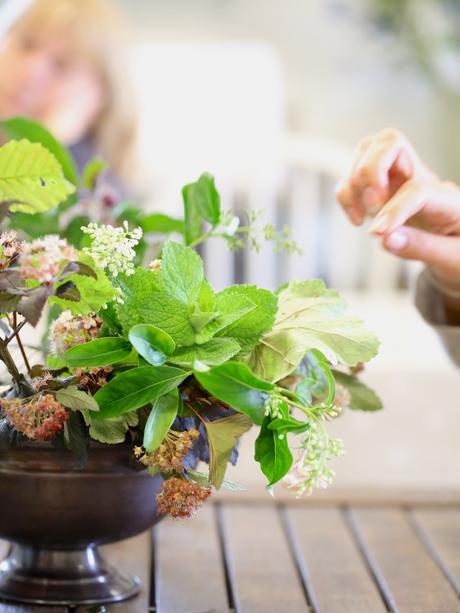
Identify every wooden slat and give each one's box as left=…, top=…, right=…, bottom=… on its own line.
left=154, top=504, right=229, bottom=613
left=221, top=503, right=308, bottom=612
left=352, top=508, right=460, bottom=612
left=286, top=506, right=386, bottom=612
left=412, top=508, right=460, bottom=595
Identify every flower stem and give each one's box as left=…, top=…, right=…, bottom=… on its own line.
left=13, top=313, right=31, bottom=375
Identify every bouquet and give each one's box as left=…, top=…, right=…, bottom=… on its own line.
left=0, top=119, right=381, bottom=520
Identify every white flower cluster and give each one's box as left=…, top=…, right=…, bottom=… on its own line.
left=81, top=221, right=142, bottom=277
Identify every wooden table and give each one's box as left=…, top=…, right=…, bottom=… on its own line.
left=1, top=497, right=459, bottom=612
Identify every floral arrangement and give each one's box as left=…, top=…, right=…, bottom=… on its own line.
left=0, top=119, right=381, bottom=519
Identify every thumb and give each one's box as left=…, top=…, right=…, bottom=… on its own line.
left=382, top=226, right=460, bottom=279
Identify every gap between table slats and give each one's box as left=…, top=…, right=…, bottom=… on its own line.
left=349, top=507, right=460, bottom=612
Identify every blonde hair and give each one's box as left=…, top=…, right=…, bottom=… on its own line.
left=11, top=0, right=138, bottom=187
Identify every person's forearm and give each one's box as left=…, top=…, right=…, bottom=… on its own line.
left=425, top=269, right=460, bottom=325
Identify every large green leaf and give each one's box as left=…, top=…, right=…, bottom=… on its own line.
left=161, top=241, right=204, bottom=306
left=216, top=286, right=278, bottom=355
left=64, top=338, right=132, bottom=368
left=255, top=409, right=293, bottom=487
left=1, top=117, right=78, bottom=184
left=0, top=139, right=75, bottom=214
left=249, top=280, right=380, bottom=382
left=203, top=413, right=252, bottom=488
left=93, top=365, right=189, bottom=419
left=168, top=338, right=240, bottom=370
left=143, top=389, right=179, bottom=452
left=129, top=324, right=176, bottom=366
left=333, top=370, right=383, bottom=411
left=195, top=361, right=273, bottom=425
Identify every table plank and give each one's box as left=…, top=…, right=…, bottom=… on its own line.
left=221, top=503, right=308, bottom=612
left=412, top=508, right=460, bottom=595
left=286, top=506, right=386, bottom=612
left=154, top=504, right=229, bottom=613
left=352, top=508, right=460, bottom=612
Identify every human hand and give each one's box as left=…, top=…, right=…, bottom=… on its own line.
left=336, top=128, right=460, bottom=289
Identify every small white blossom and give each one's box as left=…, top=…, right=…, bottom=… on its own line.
left=81, top=221, right=142, bottom=277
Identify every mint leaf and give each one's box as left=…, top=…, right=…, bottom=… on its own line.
left=333, top=370, right=383, bottom=411
left=182, top=173, right=221, bottom=245
left=216, top=286, right=278, bottom=355
left=168, top=338, right=240, bottom=370
left=203, top=413, right=252, bottom=488
left=161, top=241, right=204, bottom=306
left=93, top=365, right=189, bottom=418
left=195, top=361, right=273, bottom=425
left=249, top=280, right=379, bottom=382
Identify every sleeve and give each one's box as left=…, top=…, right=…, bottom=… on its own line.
left=415, top=268, right=460, bottom=367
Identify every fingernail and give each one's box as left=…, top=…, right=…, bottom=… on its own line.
left=385, top=230, right=408, bottom=252
left=369, top=213, right=389, bottom=234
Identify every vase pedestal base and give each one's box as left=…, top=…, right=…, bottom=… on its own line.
left=0, top=543, right=140, bottom=606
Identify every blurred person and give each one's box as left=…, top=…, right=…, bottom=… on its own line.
left=336, top=128, right=460, bottom=364
left=0, top=0, right=138, bottom=190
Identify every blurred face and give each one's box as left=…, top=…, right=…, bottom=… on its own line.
left=0, top=25, right=106, bottom=143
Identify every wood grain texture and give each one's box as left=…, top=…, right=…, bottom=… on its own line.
left=412, top=508, right=460, bottom=595
left=353, top=508, right=460, bottom=612
left=286, top=506, right=386, bottom=612
left=154, top=504, right=229, bottom=613
left=221, top=504, right=308, bottom=612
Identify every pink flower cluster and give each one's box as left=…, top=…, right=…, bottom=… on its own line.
left=19, top=235, right=77, bottom=283
left=0, top=394, right=69, bottom=441
left=157, top=477, right=212, bottom=519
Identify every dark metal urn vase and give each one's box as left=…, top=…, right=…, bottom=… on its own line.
left=0, top=442, right=163, bottom=606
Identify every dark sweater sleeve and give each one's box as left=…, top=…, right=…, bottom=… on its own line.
left=415, top=268, right=460, bottom=367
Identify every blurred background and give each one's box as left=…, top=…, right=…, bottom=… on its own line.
left=1, top=0, right=459, bottom=497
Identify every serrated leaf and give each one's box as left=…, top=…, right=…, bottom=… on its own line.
left=216, top=285, right=278, bottom=355
left=333, top=370, right=383, bottom=411
left=56, top=386, right=99, bottom=412
left=143, top=389, right=179, bottom=452
left=64, top=337, right=132, bottom=367
left=195, top=361, right=273, bottom=425
left=161, top=241, right=204, bottom=306
left=1, top=117, right=78, bottom=184
left=0, top=139, right=75, bottom=214
left=83, top=409, right=139, bottom=444
left=250, top=280, right=380, bottom=382
left=93, top=365, right=189, bottom=419
left=202, top=413, right=252, bottom=488
left=129, top=324, right=175, bottom=366
left=169, top=338, right=240, bottom=370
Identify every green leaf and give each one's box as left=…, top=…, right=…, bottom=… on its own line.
left=1, top=117, right=78, bottom=184
left=143, top=389, right=179, bottom=452
left=0, top=139, right=75, bottom=214
left=83, top=409, right=139, bottom=444
left=64, top=338, right=132, bottom=367
left=81, top=157, right=107, bottom=191
left=141, top=213, right=185, bottom=235
left=56, top=386, right=99, bottom=412
left=255, top=413, right=293, bottom=487
left=116, top=268, right=196, bottom=346
left=216, top=286, right=278, bottom=355
left=169, top=338, right=240, bottom=370
left=249, top=280, right=380, bottom=382
left=333, top=370, right=383, bottom=411
left=182, top=173, right=221, bottom=244
left=202, top=413, right=252, bottom=488
left=128, top=324, right=175, bottom=366
left=93, top=365, right=189, bottom=419
left=267, top=415, right=310, bottom=436
left=186, top=469, right=247, bottom=491
left=195, top=361, right=273, bottom=425
left=50, top=254, right=118, bottom=315
left=161, top=241, right=204, bottom=306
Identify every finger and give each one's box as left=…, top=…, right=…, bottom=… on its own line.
left=335, top=182, right=366, bottom=225
left=382, top=226, right=460, bottom=279
left=368, top=179, right=447, bottom=235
